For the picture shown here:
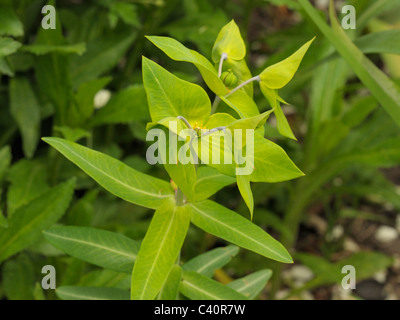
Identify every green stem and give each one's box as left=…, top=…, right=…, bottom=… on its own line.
left=211, top=96, right=221, bottom=114
left=175, top=188, right=185, bottom=206
left=225, top=75, right=260, bottom=97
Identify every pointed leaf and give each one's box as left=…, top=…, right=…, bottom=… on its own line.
left=237, top=175, right=254, bottom=218
left=43, top=226, right=140, bottom=274
left=188, top=200, right=293, bottom=263
left=2, top=254, right=35, bottom=300
left=194, top=166, right=235, bottom=201
left=0, top=8, right=23, bottom=37
left=0, top=37, right=21, bottom=57
left=142, top=57, right=211, bottom=125
left=7, top=159, right=50, bottom=218
left=70, top=32, right=136, bottom=87
left=227, top=269, right=272, bottom=299
left=158, top=265, right=182, bottom=300
left=146, top=36, right=227, bottom=95
left=183, top=245, right=239, bottom=277
left=247, top=136, right=304, bottom=183
left=259, top=84, right=296, bottom=140
left=298, top=0, right=400, bottom=127
left=56, top=286, right=130, bottom=300
left=180, top=270, right=247, bottom=300
left=131, top=200, right=191, bottom=300
left=0, top=179, right=75, bottom=263
left=9, top=77, right=41, bottom=158
left=260, top=38, right=315, bottom=89
left=0, top=145, right=11, bottom=182
left=42, top=137, right=173, bottom=209
left=90, top=85, right=149, bottom=127
left=212, top=20, right=246, bottom=62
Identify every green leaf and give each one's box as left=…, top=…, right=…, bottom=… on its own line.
left=183, top=245, right=239, bottom=277
left=163, top=8, right=228, bottom=56
left=0, top=8, right=23, bottom=37
left=316, top=119, right=349, bottom=158
left=188, top=200, right=293, bottom=263
left=352, top=30, right=400, bottom=55
left=110, top=2, right=140, bottom=27
left=54, top=126, right=91, bottom=142
left=0, top=57, right=13, bottom=76
left=227, top=269, right=272, bottom=299
left=247, top=136, right=304, bottom=183
left=9, top=77, right=41, bottom=158
left=90, top=85, right=149, bottom=127
left=296, top=251, right=393, bottom=286
left=338, top=252, right=393, bottom=281
left=0, top=178, right=75, bottom=263
left=56, top=286, right=130, bottom=300
left=0, top=145, right=11, bottom=182
left=66, top=189, right=98, bottom=226
left=221, top=89, right=260, bottom=118
left=237, top=175, right=254, bottom=218
left=2, top=254, right=34, bottom=300
left=21, top=43, right=86, bottom=56
left=70, top=32, right=136, bottom=87
left=131, top=200, right=191, bottom=300
left=146, top=36, right=227, bottom=95
left=7, top=159, right=50, bottom=217
left=0, top=210, right=7, bottom=228
left=298, top=0, right=400, bottom=127
left=33, top=283, right=46, bottom=300
left=259, top=37, right=314, bottom=89
left=43, top=226, right=140, bottom=274
left=180, top=270, right=248, bottom=300
left=228, top=110, right=273, bottom=147
left=260, top=84, right=296, bottom=140
left=158, top=265, right=183, bottom=300
left=0, top=37, right=21, bottom=57
left=212, top=20, right=246, bottom=62
left=70, top=76, right=111, bottom=126
left=194, top=166, right=235, bottom=201
left=342, top=96, right=378, bottom=128
left=78, top=269, right=131, bottom=289
left=228, top=110, right=273, bottom=131
left=42, top=137, right=174, bottom=209
left=34, top=10, right=72, bottom=125
left=142, top=57, right=211, bottom=125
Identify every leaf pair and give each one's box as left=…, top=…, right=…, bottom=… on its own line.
left=259, top=38, right=315, bottom=140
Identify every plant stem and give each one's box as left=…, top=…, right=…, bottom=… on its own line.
left=218, top=53, right=228, bottom=77
left=211, top=96, right=221, bottom=114
left=175, top=188, right=185, bottom=206
left=225, top=75, right=260, bottom=97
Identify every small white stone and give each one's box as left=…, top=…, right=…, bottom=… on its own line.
left=392, top=254, right=400, bottom=269
left=94, top=89, right=111, bottom=109
left=343, top=238, right=360, bottom=252
left=315, top=0, right=329, bottom=9
left=300, top=291, right=314, bottom=300
left=375, top=226, right=398, bottom=243
left=327, top=225, right=344, bottom=241
left=331, top=284, right=353, bottom=300
left=373, top=270, right=387, bottom=284
left=275, top=289, right=290, bottom=300
left=289, top=265, right=314, bottom=285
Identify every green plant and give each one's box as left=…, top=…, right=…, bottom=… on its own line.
left=41, top=19, right=313, bottom=300
left=1, top=0, right=399, bottom=302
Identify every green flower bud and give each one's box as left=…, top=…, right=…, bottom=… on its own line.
left=220, top=69, right=238, bottom=88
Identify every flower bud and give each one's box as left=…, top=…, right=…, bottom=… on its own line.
left=220, top=69, right=238, bottom=88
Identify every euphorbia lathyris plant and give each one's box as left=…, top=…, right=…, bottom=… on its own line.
left=43, top=20, right=313, bottom=300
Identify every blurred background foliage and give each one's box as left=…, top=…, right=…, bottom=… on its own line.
left=0, top=0, right=400, bottom=300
